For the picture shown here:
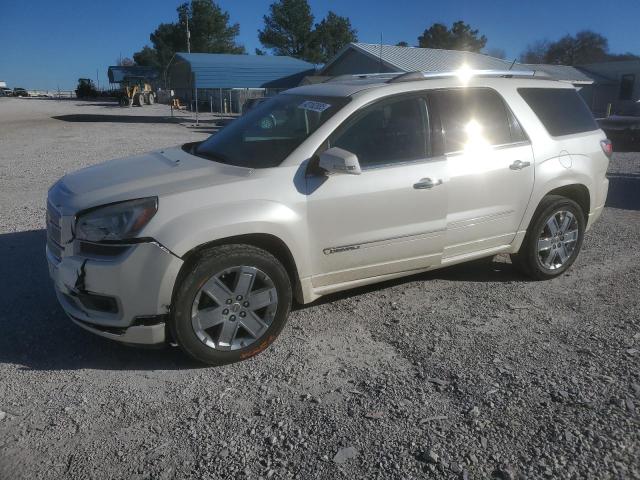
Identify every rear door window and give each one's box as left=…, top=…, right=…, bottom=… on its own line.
left=518, top=88, right=598, bottom=136
left=431, top=88, right=525, bottom=153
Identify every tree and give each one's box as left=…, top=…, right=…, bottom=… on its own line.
left=313, top=11, right=357, bottom=63
left=258, top=0, right=317, bottom=61
left=520, top=30, right=639, bottom=65
left=396, top=41, right=409, bottom=47
left=181, top=0, right=244, bottom=54
left=519, top=40, right=550, bottom=64
left=417, top=21, right=487, bottom=52
left=133, top=46, right=159, bottom=67
left=545, top=31, right=608, bottom=65
left=259, top=1, right=358, bottom=63
left=133, top=0, right=244, bottom=71
left=117, top=57, right=136, bottom=66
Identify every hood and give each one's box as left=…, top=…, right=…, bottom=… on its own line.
left=49, top=147, right=252, bottom=213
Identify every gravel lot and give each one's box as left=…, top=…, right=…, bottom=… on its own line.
left=1, top=98, right=639, bottom=480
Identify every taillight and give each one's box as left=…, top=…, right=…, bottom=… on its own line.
left=600, top=139, right=613, bottom=158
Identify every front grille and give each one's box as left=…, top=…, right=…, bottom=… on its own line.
left=46, top=202, right=63, bottom=262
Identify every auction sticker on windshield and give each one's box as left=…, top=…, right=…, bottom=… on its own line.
left=298, top=100, right=331, bottom=113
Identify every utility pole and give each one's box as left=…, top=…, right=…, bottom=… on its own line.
left=186, top=15, right=191, bottom=53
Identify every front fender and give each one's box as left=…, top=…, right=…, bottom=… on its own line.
left=150, top=199, right=311, bottom=277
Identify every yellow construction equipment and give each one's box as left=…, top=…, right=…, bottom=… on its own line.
left=118, top=76, right=155, bottom=107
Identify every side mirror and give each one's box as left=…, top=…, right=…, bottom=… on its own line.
left=318, top=147, right=362, bottom=175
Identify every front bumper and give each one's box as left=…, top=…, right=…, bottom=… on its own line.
left=47, top=242, right=183, bottom=345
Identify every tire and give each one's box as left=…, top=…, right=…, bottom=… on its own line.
left=147, top=93, right=155, bottom=105
left=171, top=244, right=292, bottom=365
left=511, top=195, right=585, bottom=280
left=136, top=93, right=145, bottom=107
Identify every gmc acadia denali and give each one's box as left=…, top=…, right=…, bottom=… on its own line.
left=46, top=70, right=610, bottom=365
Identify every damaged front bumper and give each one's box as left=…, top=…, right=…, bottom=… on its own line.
left=47, top=241, right=183, bottom=345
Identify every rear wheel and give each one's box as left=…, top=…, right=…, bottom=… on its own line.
left=171, top=244, right=292, bottom=365
left=136, top=93, right=145, bottom=106
left=511, top=195, right=585, bottom=280
left=147, top=93, right=155, bottom=105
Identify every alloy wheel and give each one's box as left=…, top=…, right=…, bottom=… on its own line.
left=537, top=210, right=579, bottom=270
left=191, top=266, right=278, bottom=351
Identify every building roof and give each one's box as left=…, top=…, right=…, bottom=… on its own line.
left=324, top=43, right=596, bottom=85
left=107, top=66, right=159, bottom=84
left=325, top=43, right=515, bottom=73
left=519, top=64, right=596, bottom=84
left=174, top=53, right=316, bottom=89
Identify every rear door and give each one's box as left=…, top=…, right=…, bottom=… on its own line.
left=430, top=88, right=535, bottom=258
left=306, top=94, right=448, bottom=288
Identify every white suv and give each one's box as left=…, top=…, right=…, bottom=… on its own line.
left=46, top=70, right=610, bottom=365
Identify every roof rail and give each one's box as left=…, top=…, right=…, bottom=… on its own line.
left=324, top=69, right=550, bottom=85
left=324, top=72, right=405, bottom=83
left=388, top=69, right=544, bottom=83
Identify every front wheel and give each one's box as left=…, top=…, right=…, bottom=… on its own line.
left=511, top=195, right=585, bottom=280
left=171, top=244, right=292, bottom=365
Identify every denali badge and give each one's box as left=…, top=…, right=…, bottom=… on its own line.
left=323, top=245, right=361, bottom=255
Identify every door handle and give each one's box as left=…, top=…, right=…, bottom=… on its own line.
left=509, top=160, right=531, bottom=170
left=413, top=178, right=443, bottom=189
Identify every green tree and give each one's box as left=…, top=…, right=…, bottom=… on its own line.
left=182, top=0, right=244, bottom=54
left=544, top=31, right=608, bottom=65
left=133, top=46, right=160, bottom=67
left=417, top=21, right=487, bottom=52
left=396, top=41, right=409, bottom=47
left=133, top=0, right=244, bottom=71
left=258, top=0, right=317, bottom=61
left=519, top=30, right=638, bottom=65
left=519, top=40, right=550, bottom=64
left=313, top=11, right=357, bottom=63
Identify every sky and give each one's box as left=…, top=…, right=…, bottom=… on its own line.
left=1, top=0, right=639, bottom=90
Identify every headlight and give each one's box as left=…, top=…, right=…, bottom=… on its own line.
left=75, top=197, right=158, bottom=242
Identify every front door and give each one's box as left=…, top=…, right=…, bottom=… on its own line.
left=306, top=94, right=448, bottom=288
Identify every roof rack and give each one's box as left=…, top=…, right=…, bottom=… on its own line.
left=324, top=72, right=405, bottom=83
left=324, top=69, right=549, bottom=85
left=388, top=69, right=544, bottom=83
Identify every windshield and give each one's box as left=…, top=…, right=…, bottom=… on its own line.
left=195, top=94, right=349, bottom=168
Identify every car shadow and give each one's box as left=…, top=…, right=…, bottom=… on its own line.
left=0, top=230, right=197, bottom=371
left=294, top=256, right=526, bottom=310
left=1, top=230, right=525, bottom=370
left=73, top=102, right=120, bottom=108
left=606, top=173, right=640, bottom=211
left=52, top=114, right=183, bottom=124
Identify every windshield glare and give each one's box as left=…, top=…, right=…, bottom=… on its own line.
left=195, top=94, right=349, bottom=168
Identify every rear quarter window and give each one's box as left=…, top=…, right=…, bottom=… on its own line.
left=518, top=88, right=598, bottom=136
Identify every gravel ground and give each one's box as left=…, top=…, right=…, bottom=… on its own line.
left=0, top=98, right=639, bottom=480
